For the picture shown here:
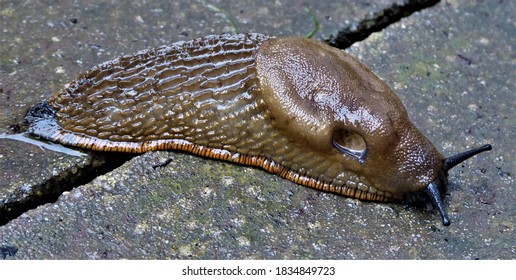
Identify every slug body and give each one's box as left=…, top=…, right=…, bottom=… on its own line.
left=26, top=33, right=491, bottom=225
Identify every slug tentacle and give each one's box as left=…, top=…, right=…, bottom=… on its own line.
left=443, top=144, right=492, bottom=171
left=26, top=33, right=491, bottom=225
left=425, top=181, right=450, bottom=226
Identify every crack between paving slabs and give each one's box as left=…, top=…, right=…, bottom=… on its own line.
left=0, top=152, right=135, bottom=226
left=326, top=0, right=440, bottom=49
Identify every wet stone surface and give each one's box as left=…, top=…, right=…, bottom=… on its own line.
left=0, top=0, right=514, bottom=259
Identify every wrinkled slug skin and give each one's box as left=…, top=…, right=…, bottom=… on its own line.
left=27, top=33, right=444, bottom=202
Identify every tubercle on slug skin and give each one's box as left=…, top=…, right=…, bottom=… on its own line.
left=25, top=33, right=491, bottom=225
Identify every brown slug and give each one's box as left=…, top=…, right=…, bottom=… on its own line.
left=25, top=33, right=491, bottom=226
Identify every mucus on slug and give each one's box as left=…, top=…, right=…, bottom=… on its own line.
left=24, top=33, right=492, bottom=226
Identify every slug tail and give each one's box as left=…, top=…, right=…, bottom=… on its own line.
left=25, top=100, right=56, bottom=124
left=25, top=100, right=62, bottom=143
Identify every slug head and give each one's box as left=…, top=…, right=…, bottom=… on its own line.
left=255, top=37, right=442, bottom=196
left=255, top=37, right=491, bottom=225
